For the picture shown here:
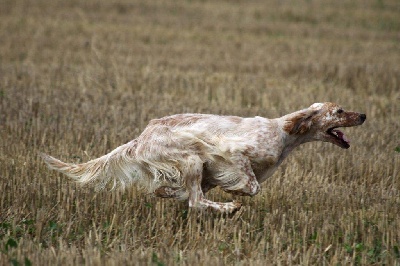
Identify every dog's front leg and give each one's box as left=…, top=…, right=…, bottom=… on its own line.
left=184, top=156, right=241, bottom=213
left=222, top=154, right=260, bottom=197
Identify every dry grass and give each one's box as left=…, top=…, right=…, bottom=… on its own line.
left=1, top=0, right=399, bottom=264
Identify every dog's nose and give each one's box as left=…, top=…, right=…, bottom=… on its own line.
left=360, top=114, right=366, bottom=122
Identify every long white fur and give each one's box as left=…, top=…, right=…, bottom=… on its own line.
left=41, top=140, right=142, bottom=191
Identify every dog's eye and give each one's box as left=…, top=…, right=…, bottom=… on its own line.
left=337, top=109, right=344, bottom=114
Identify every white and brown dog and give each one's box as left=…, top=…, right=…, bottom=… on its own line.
left=42, top=102, right=366, bottom=213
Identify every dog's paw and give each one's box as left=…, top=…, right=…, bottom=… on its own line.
left=224, top=200, right=242, bottom=214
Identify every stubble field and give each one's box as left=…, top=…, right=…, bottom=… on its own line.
left=0, top=0, right=399, bottom=264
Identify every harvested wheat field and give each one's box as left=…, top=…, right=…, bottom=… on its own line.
left=1, top=0, right=399, bottom=264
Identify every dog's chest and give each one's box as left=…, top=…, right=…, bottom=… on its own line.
left=243, top=125, right=285, bottom=183
left=242, top=125, right=284, bottom=161
left=249, top=156, right=280, bottom=182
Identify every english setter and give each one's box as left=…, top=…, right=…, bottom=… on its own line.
left=42, top=102, right=366, bottom=213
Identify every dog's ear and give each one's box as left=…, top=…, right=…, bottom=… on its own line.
left=284, top=109, right=319, bottom=135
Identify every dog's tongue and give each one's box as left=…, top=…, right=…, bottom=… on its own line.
left=333, top=129, right=349, bottom=143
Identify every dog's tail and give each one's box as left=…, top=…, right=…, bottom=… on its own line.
left=40, top=140, right=142, bottom=191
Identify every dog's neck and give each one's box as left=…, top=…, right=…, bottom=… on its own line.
left=276, top=113, right=315, bottom=165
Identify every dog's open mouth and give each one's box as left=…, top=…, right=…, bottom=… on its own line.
left=327, top=127, right=350, bottom=149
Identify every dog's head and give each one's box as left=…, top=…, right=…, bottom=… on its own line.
left=284, top=102, right=366, bottom=149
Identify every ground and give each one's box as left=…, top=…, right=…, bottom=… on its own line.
left=0, top=0, right=399, bottom=264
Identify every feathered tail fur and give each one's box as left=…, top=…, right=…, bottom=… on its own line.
left=41, top=140, right=143, bottom=191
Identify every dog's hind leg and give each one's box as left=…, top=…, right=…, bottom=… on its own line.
left=154, top=186, right=188, bottom=200
left=184, top=156, right=241, bottom=213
